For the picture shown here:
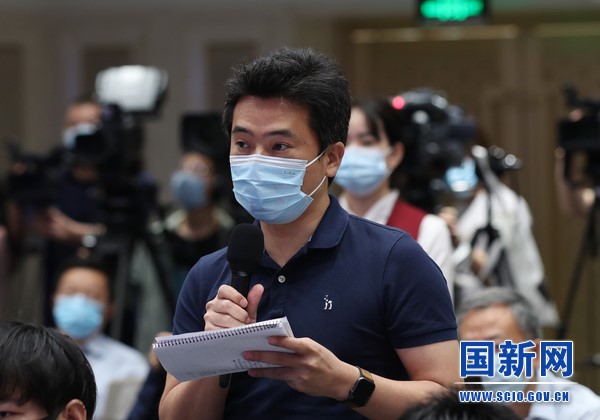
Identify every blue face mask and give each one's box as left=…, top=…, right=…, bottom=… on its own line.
left=334, top=146, right=388, bottom=197
left=62, top=123, right=98, bottom=150
left=53, top=294, right=104, bottom=340
left=445, top=157, right=478, bottom=199
left=170, top=170, right=208, bottom=209
left=229, top=151, right=327, bottom=224
left=480, top=352, right=528, bottom=394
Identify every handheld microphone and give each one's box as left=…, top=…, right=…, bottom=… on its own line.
left=227, top=223, right=264, bottom=297
left=219, top=223, right=264, bottom=388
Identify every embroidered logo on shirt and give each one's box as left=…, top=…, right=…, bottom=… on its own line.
left=323, top=295, right=333, bottom=311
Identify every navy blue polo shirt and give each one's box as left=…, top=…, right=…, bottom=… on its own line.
left=173, top=195, right=456, bottom=419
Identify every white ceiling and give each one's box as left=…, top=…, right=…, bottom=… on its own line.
left=3, top=0, right=600, bottom=18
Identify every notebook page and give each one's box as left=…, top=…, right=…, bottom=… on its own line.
left=154, top=317, right=294, bottom=382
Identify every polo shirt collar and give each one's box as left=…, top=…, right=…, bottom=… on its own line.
left=307, top=194, right=348, bottom=249
left=251, top=194, right=348, bottom=251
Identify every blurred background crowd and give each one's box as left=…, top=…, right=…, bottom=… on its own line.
left=2, top=0, right=600, bottom=418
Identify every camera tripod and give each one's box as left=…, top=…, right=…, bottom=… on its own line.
left=557, top=186, right=600, bottom=345
left=94, top=222, right=177, bottom=346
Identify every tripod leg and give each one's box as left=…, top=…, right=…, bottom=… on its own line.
left=109, top=240, right=132, bottom=342
left=557, top=199, right=597, bottom=340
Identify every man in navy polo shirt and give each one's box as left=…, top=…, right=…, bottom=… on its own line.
left=159, top=47, right=459, bottom=419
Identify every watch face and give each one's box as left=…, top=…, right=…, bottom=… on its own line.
left=349, top=372, right=376, bottom=407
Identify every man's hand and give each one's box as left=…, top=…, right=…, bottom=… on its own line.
left=243, top=336, right=357, bottom=401
left=203, top=283, right=264, bottom=331
left=32, top=207, right=105, bottom=244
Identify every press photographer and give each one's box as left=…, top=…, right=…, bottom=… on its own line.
left=555, top=85, right=600, bottom=219
left=434, top=116, right=558, bottom=326
left=5, top=65, right=167, bottom=327
left=554, top=85, right=600, bottom=340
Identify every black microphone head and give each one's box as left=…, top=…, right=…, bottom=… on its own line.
left=227, top=223, right=264, bottom=273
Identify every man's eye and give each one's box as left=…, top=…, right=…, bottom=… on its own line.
left=0, top=411, right=14, bottom=418
left=272, top=143, right=289, bottom=151
left=234, top=140, right=248, bottom=149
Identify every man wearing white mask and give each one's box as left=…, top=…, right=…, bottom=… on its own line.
left=53, top=257, right=149, bottom=419
left=458, top=287, right=600, bottom=419
left=335, top=97, right=455, bottom=301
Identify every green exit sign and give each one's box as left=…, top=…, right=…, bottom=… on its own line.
left=418, top=0, right=489, bottom=24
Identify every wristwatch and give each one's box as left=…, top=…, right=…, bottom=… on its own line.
left=345, top=366, right=376, bottom=407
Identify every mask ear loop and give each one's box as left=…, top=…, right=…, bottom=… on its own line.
left=306, top=146, right=329, bottom=197
left=306, top=147, right=328, bottom=168
left=308, top=175, right=327, bottom=197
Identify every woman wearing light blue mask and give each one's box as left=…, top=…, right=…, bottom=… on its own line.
left=336, top=98, right=455, bottom=301
left=132, top=149, right=236, bottom=353
left=159, top=150, right=236, bottom=292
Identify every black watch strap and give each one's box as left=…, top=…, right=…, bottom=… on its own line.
left=345, top=366, right=376, bottom=408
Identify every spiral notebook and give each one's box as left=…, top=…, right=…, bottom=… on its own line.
left=153, top=317, right=294, bottom=382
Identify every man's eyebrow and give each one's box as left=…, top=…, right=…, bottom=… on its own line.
left=266, top=129, right=296, bottom=139
left=231, top=126, right=297, bottom=139
left=231, top=126, right=253, bottom=135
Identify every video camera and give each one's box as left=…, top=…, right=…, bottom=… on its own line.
left=391, top=88, right=477, bottom=211
left=6, top=65, right=168, bottom=234
left=558, top=85, right=600, bottom=185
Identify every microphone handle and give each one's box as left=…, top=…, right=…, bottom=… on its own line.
left=230, top=270, right=250, bottom=297
left=219, top=270, right=251, bottom=388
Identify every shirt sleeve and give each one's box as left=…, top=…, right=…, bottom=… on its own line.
left=172, top=261, right=206, bottom=335
left=382, top=234, right=458, bottom=349
left=172, top=249, right=229, bottom=335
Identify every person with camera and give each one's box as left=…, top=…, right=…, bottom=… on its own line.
left=8, top=94, right=161, bottom=331
left=554, top=147, right=595, bottom=218
left=5, top=96, right=110, bottom=324
left=439, top=142, right=559, bottom=327
left=554, top=105, right=600, bottom=219
left=553, top=88, right=600, bottom=220
left=334, top=97, right=455, bottom=300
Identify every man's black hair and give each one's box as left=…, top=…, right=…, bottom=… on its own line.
left=398, top=390, right=520, bottom=420
left=223, top=47, right=351, bottom=152
left=0, top=321, right=97, bottom=419
left=56, top=256, right=114, bottom=301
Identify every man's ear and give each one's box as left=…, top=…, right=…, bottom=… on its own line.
left=325, top=142, right=345, bottom=178
left=57, top=399, right=87, bottom=420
